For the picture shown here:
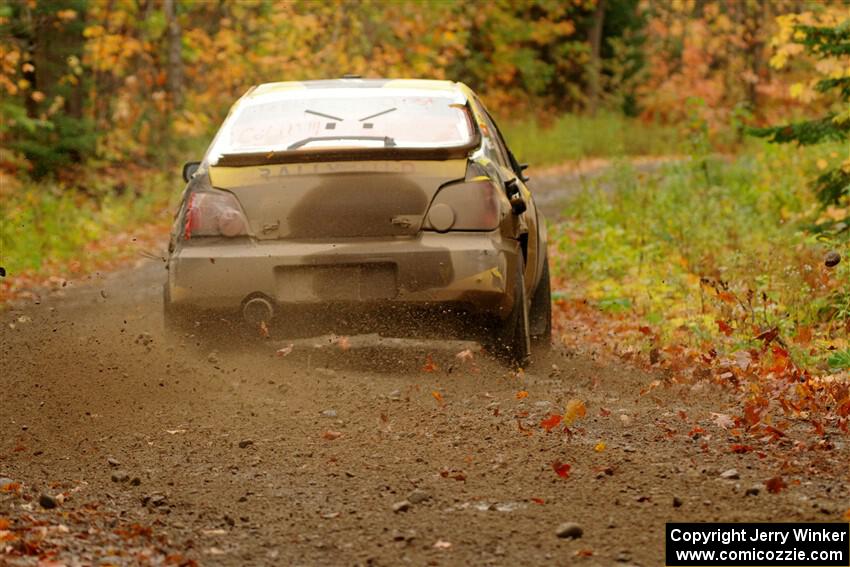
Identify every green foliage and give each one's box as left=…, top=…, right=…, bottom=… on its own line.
left=500, top=112, right=683, bottom=165
left=750, top=18, right=850, bottom=209
left=550, top=141, right=849, bottom=366
left=0, top=173, right=176, bottom=275
left=12, top=114, right=97, bottom=179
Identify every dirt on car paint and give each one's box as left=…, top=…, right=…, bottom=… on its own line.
left=1, top=165, right=848, bottom=566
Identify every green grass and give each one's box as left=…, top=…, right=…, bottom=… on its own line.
left=500, top=112, right=685, bottom=166
left=1, top=171, right=178, bottom=276
left=549, top=140, right=849, bottom=367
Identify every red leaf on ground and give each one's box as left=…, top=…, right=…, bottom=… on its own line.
left=422, top=355, right=438, bottom=372
left=731, top=444, right=753, bottom=454
left=765, top=476, right=787, bottom=494
left=599, top=407, right=611, bottom=417
left=717, top=291, right=736, bottom=304
left=716, top=319, right=733, bottom=336
left=762, top=425, right=786, bottom=441
left=754, top=327, right=779, bottom=344
left=794, top=326, right=813, bottom=344
left=638, top=326, right=652, bottom=335
left=431, top=390, right=444, bottom=404
left=540, top=414, right=562, bottom=432
left=575, top=549, right=594, bottom=557
left=552, top=460, right=571, bottom=478
left=530, top=497, right=545, bottom=505
left=322, top=431, right=343, bottom=440
left=688, top=426, right=705, bottom=439
left=516, top=390, right=529, bottom=399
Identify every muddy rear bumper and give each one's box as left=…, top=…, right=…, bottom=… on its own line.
left=167, top=231, right=520, bottom=317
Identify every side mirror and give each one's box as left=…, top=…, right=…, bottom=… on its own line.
left=505, top=178, right=527, bottom=215
left=182, top=161, right=201, bottom=183
left=518, top=163, right=530, bottom=182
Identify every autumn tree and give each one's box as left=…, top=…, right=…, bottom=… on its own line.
left=751, top=15, right=850, bottom=212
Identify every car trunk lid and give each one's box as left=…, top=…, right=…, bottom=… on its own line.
left=208, top=159, right=467, bottom=240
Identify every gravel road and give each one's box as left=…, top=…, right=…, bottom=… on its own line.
left=2, top=164, right=847, bottom=566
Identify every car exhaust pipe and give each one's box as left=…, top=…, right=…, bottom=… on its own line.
left=242, top=296, right=274, bottom=326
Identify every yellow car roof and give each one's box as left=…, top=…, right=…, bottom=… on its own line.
left=246, top=78, right=467, bottom=101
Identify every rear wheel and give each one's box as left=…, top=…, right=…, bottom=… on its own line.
left=529, top=254, right=552, bottom=347
left=489, top=262, right=531, bottom=367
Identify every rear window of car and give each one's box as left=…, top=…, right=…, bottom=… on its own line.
left=207, top=90, right=474, bottom=161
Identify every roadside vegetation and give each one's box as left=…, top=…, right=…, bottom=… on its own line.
left=501, top=113, right=684, bottom=166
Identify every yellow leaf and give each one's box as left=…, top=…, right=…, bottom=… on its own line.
left=594, top=441, right=606, bottom=452
left=516, top=390, right=529, bottom=400
left=563, top=399, right=587, bottom=425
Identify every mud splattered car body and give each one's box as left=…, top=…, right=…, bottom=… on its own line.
left=165, top=78, right=551, bottom=363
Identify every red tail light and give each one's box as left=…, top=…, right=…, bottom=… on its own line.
left=424, top=179, right=502, bottom=232
left=183, top=191, right=248, bottom=239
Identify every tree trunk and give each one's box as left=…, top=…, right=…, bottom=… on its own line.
left=164, top=0, right=183, bottom=109
left=587, top=0, right=606, bottom=115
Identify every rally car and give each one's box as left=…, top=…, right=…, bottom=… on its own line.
left=164, top=78, right=551, bottom=364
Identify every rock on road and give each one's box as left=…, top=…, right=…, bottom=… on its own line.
left=1, top=163, right=847, bottom=566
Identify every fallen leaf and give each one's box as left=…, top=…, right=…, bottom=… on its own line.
left=794, top=326, right=813, bottom=344
left=730, top=444, right=753, bottom=454
left=575, top=549, right=594, bottom=557
left=765, top=476, right=787, bottom=494
left=711, top=413, right=735, bottom=429
left=455, top=349, right=474, bottom=362
left=594, top=441, right=606, bottom=452
left=258, top=321, right=269, bottom=338
left=516, top=419, right=533, bottom=436
left=322, top=431, right=343, bottom=441
left=516, top=390, right=529, bottom=399
left=432, top=390, right=444, bottom=404
left=843, top=508, right=850, bottom=521
left=716, top=319, right=733, bottom=336
left=336, top=336, right=351, bottom=351
left=754, top=327, right=779, bottom=345
left=422, top=355, right=438, bottom=372
left=564, top=399, right=586, bottom=424
left=718, top=291, right=736, bottom=304
left=540, top=414, right=562, bottom=432
left=599, top=407, right=611, bottom=417
left=276, top=344, right=294, bottom=357
left=530, top=497, right=545, bottom=505
left=433, top=540, right=452, bottom=549
left=552, top=460, right=571, bottom=478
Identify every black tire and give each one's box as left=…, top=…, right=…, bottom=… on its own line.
left=490, top=262, right=531, bottom=367
left=529, top=253, right=552, bottom=347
